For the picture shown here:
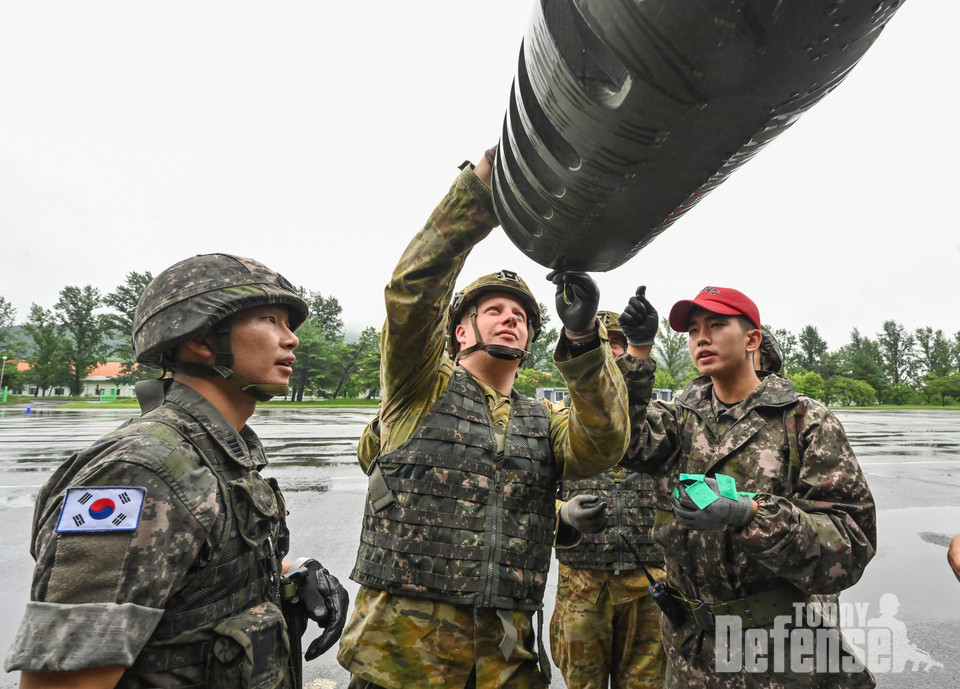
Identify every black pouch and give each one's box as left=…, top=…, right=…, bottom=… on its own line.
left=207, top=602, right=291, bottom=689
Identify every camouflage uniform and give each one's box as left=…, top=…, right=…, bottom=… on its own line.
left=336, top=164, right=630, bottom=689
left=620, top=355, right=877, bottom=688
left=4, top=380, right=293, bottom=689
left=552, top=462, right=666, bottom=689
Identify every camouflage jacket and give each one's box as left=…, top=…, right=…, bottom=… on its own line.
left=337, top=163, right=630, bottom=689
left=4, top=381, right=291, bottom=689
left=620, top=356, right=877, bottom=688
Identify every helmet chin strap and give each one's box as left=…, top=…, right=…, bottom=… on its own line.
left=165, top=323, right=289, bottom=402
left=454, top=305, right=530, bottom=363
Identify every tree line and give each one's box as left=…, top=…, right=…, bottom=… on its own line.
left=0, top=273, right=380, bottom=401
left=646, top=320, right=960, bottom=407
left=2, top=279, right=960, bottom=406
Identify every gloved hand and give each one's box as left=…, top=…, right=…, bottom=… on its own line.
left=560, top=494, right=608, bottom=534
left=671, top=477, right=755, bottom=530
left=619, top=286, right=659, bottom=347
left=285, top=558, right=350, bottom=660
left=547, top=270, right=600, bottom=335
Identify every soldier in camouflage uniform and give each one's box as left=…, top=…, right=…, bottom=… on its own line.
left=615, top=285, right=877, bottom=688
left=5, top=253, right=348, bottom=689
left=755, top=325, right=783, bottom=374
left=336, top=150, right=630, bottom=689
left=551, top=311, right=666, bottom=689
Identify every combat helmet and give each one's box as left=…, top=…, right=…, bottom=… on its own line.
left=133, top=253, right=309, bottom=401
left=757, top=325, right=783, bottom=373
left=448, top=269, right=540, bottom=362
left=597, top=310, right=626, bottom=350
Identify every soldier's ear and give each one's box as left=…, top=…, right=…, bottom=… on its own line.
left=179, top=329, right=217, bottom=364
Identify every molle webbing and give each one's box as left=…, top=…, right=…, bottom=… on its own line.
left=557, top=469, right=662, bottom=569
left=133, top=403, right=279, bottom=671
left=353, top=367, right=554, bottom=609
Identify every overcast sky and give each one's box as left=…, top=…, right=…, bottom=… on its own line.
left=1, top=1, right=955, bottom=350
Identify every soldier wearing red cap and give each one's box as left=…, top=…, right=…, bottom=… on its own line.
left=615, top=285, right=877, bottom=688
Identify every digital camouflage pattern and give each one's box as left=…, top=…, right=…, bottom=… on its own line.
left=619, top=356, right=877, bottom=688
left=555, top=466, right=661, bottom=570
left=337, top=164, right=630, bottom=689
left=353, top=367, right=556, bottom=609
left=550, top=563, right=666, bottom=689
left=552, top=363, right=665, bottom=689
left=757, top=325, right=783, bottom=373
left=133, top=252, right=308, bottom=369
left=4, top=382, right=292, bottom=688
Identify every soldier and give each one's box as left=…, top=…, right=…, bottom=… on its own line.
left=551, top=311, right=666, bottom=689
left=755, top=325, right=784, bottom=374
left=616, top=285, right=877, bottom=688
left=5, top=253, right=348, bottom=689
left=336, top=149, right=630, bottom=689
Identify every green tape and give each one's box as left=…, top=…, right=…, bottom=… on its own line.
left=715, top=474, right=737, bottom=500
left=677, top=473, right=744, bottom=510
left=678, top=473, right=717, bottom=509
left=685, top=482, right=719, bottom=509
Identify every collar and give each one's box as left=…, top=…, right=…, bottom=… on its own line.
left=163, top=381, right=266, bottom=469
left=678, top=372, right=799, bottom=419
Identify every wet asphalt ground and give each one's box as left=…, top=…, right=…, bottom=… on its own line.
left=0, top=403, right=958, bottom=687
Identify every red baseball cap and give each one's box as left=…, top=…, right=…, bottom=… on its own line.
left=668, top=286, right=761, bottom=332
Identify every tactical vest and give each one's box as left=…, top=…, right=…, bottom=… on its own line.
left=556, top=467, right=663, bottom=570
left=124, top=380, right=292, bottom=689
left=353, top=367, right=555, bottom=611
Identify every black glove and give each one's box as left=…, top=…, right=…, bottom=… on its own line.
left=619, top=285, right=659, bottom=347
left=285, top=558, right=350, bottom=660
left=671, top=477, right=754, bottom=530
left=547, top=270, right=600, bottom=334
left=560, top=494, right=608, bottom=534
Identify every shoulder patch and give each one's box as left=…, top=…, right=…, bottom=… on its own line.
left=55, top=486, right=146, bottom=533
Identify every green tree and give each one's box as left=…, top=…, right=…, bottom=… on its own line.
left=654, top=317, right=693, bottom=388
left=55, top=285, right=111, bottom=395
left=772, top=327, right=798, bottom=373
left=914, top=326, right=954, bottom=378
left=348, top=327, right=382, bottom=398
left=788, top=370, right=825, bottom=401
left=288, top=289, right=345, bottom=401
left=528, top=302, right=560, bottom=376
left=327, top=327, right=382, bottom=398
left=0, top=297, right=20, bottom=392
left=797, top=326, right=828, bottom=375
left=0, top=296, right=14, bottom=326
left=103, top=271, right=155, bottom=384
left=883, top=382, right=920, bottom=405
left=837, top=328, right=886, bottom=394
left=923, top=372, right=960, bottom=406
left=22, top=304, right=72, bottom=396
left=876, top=320, right=917, bottom=387
left=307, top=290, right=344, bottom=336
left=515, top=368, right=563, bottom=398
left=825, top=376, right=876, bottom=406
left=288, top=318, right=325, bottom=401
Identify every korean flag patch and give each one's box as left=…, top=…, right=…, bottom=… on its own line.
left=55, top=487, right=146, bottom=533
